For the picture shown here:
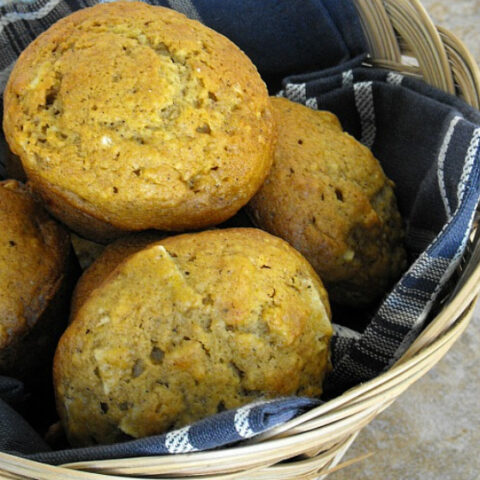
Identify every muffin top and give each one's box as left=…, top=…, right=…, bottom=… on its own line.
left=55, top=228, right=332, bottom=446
left=70, top=232, right=164, bottom=319
left=248, top=97, right=406, bottom=307
left=0, top=180, right=69, bottom=351
left=3, top=2, right=275, bottom=231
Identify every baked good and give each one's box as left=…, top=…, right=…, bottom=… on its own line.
left=0, top=180, right=75, bottom=379
left=54, top=228, right=332, bottom=446
left=70, top=232, right=164, bottom=319
left=248, top=97, right=406, bottom=307
left=3, top=2, right=275, bottom=242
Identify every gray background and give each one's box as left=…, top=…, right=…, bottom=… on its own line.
left=330, top=2, right=480, bottom=479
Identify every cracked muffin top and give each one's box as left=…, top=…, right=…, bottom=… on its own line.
left=54, top=228, right=332, bottom=446
left=70, top=231, right=164, bottom=320
left=3, top=2, right=275, bottom=241
left=248, top=97, right=406, bottom=307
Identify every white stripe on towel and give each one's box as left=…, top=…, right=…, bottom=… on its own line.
left=0, top=0, right=63, bottom=35
left=458, top=126, right=480, bottom=205
left=354, top=81, right=376, bottom=148
left=285, top=83, right=307, bottom=103
left=342, top=69, right=353, bottom=87
left=165, top=426, right=197, bottom=453
left=437, top=115, right=462, bottom=219
left=386, top=72, right=404, bottom=86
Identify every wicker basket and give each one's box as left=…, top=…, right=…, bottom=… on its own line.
left=2, top=0, right=480, bottom=478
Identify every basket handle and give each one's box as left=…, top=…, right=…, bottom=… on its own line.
left=353, top=0, right=480, bottom=109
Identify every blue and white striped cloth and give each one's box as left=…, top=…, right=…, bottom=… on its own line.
left=0, top=0, right=479, bottom=463
left=0, top=379, right=319, bottom=463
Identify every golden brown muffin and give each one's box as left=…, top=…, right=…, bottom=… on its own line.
left=3, top=2, right=275, bottom=242
left=70, top=232, right=164, bottom=319
left=0, top=180, right=75, bottom=379
left=54, top=228, right=332, bottom=446
left=248, top=97, right=406, bottom=307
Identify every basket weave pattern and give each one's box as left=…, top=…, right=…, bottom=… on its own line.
left=1, top=1, right=480, bottom=478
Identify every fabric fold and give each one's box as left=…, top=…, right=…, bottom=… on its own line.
left=0, top=396, right=319, bottom=464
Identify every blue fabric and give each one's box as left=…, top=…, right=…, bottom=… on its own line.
left=1, top=396, right=319, bottom=464
left=0, top=379, right=50, bottom=455
left=0, top=376, right=24, bottom=404
left=0, top=0, right=479, bottom=466
left=193, top=0, right=366, bottom=79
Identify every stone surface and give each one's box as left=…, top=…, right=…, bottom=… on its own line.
left=422, top=0, right=480, bottom=64
left=330, top=2, right=480, bottom=479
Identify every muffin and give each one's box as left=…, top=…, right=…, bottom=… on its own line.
left=248, top=97, right=406, bottom=307
left=70, top=232, right=164, bottom=319
left=3, top=2, right=275, bottom=242
left=0, top=180, right=76, bottom=379
left=54, top=228, right=332, bottom=446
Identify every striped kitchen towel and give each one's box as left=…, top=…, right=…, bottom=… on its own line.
left=0, top=384, right=319, bottom=464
